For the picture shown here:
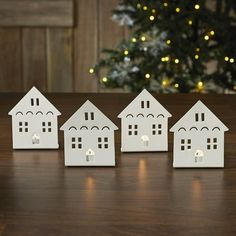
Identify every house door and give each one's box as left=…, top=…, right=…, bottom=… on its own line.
left=86, top=149, right=95, bottom=163
left=141, top=135, right=149, bottom=147
left=195, top=150, right=204, bottom=163
left=32, top=133, right=40, bottom=144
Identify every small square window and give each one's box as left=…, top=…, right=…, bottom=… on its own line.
left=213, top=138, right=217, bottom=143
left=128, top=131, right=132, bottom=135
left=134, top=125, right=138, bottom=129
left=104, top=137, right=108, bottom=142
left=213, top=145, right=217, bottom=149
left=181, top=139, right=185, bottom=144
left=48, top=122, right=51, bottom=126
left=152, top=131, right=156, bottom=135
left=188, top=139, right=191, bottom=144
left=128, top=125, right=132, bottom=129
left=25, top=122, right=28, bottom=126
left=72, top=137, right=75, bottom=142
left=48, top=128, right=51, bottom=132
left=19, top=122, right=22, bottom=126
left=207, top=138, right=211, bottom=143
left=19, top=128, right=22, bottom=132
left=42, top=122, right=46, bottom=126
left=98, top=144, right=102, bottom=149
left=104, top=144, right=108, bottom=149
left=187, top=146, right=191, bottom=150
left=43, top=128, right=46, bottom=132
left=25, top=128, right=28, bottom=132
left=181, top=146, right=185, bottom=150
left=78, top=137, right=82, bottom=142
left=72, top=144, right=76, bottom=149
left=152, top=124, right=156, bottom=129
left=134, top=131, right=138, bottom=135
left=158, top=130, right=162, bottom=135
left=207, top=145, right=211, bottom=150
left=98, top=137, right=102, bottom=142
left=78, top=144, right=82, bottom=149
left=158, top=124, right=162, bottom=129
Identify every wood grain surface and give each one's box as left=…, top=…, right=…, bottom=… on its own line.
left=0, top=0, right=74, bottom=27
left=0, top=93, right=236, bottom=235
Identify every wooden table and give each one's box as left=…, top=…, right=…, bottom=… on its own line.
left=0, top=93, right=236, bottom=236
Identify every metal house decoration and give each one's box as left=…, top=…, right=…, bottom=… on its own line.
left=118, top=89, right=172, bottom=152
left=170, top=100, right=229, bottom=168
left=8, top=87, right=61, bottom=149
left=60, top=100, right=118, bottom=166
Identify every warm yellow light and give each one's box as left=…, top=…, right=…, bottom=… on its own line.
left=141, top=36, right=146, bottom=41
left=224, top=56, right=229, bottom=62
left=143, top=6, right=148, bottom=11
left=145, top=73, right=151, bottom=79
left=89, top=68, right=94, bottom=74
left=174, top=59, right=179, bottom=64
left=197, top=81, right=204, bottom=88
left=195, top=4, right=200, bottom=10
left=195, top=54, right=199, bottom=60
left=149, top=15, right=155, bottom=21
left=174, top=83, right=179, bottom=88
left=162, top=79, right=170, bottom=87
left=152, top=9, right=156, bottom=13
left=196, top=48, right=200, bottom=52
left=176, top=7, right=181, bottom=13
left=102, top=77, right=108, bottom=83
left=234, top=85, right=236, bottom=90
left=132, top=37, right=137, bottom=43
left=166, top=39, right=171, bottom=45
left=204, top=35, right=210, bottom=41
left=210, top=30, right=215, bottom=36
left=137, top=3, right=141, bottom=9
left=163, top=2, right=168, bottom=7
left=124, top=50, right=129, bottom=55
left=188, top=20, right=193, bottom=25
left=161, top=57, right=165, bottom=62
left=230, top=58, right=235, bottom=63
left=165, top=56, right=170, bottom=62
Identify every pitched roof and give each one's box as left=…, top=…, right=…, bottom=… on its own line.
left=60, top=100, right=118, bottom=131
left=8, top=87, right=61, bottom=116
left=170, top=100, right=229, bottom=132
left=118, top=89, right=172, bottom=118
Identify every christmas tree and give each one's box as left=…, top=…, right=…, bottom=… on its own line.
left=91, top=0, right=236, bottom=93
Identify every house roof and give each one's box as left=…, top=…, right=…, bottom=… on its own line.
left=170, top=100, right=229, bottom=132
left=8, top=87, right=61, bottom=116
left=118, top=89, right=172, bottom=118
left=60, top=100, right=118, bottom=131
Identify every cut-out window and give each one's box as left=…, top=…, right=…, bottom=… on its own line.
left=91, top=112, right=94, bottom=120
left=98, top=137, right=108, bottom=149
left=71, top=137, right=82, bottom=149
left=85, top=112, right=88, bottom=120
left=141, top=101, right=150, bottom=108
left=19, top=122, right=28, bottom=132
left=152, top=124, right=162, bottom=135
left=147, top=101, right=150, bottom=108
left=128, top=124, right=138, bottom=135
left=195, top=113, right=205, bottom=121
left=42, top=122, right=52, bottom=132
left=181, top=139, right=191, bottom=151
left=85, top=112, right=94, bottom=120
left=30, top=98, right=39, bottom=106
left=141, top=101, right=144, bottom=108
left=207, top=138, right=217, bottom=150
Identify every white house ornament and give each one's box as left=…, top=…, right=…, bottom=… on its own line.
left=8, top=86, right=61, bottom=149
left=170, top=100, right=229, bottom=168
left=60, top=100, right=118, bottom=166
left=118, top=89, right=172, bottom=152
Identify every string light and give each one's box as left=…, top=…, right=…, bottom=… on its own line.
left=174, top=59, right=179, bottom=64
left=149, top=15, right=155, bottom=21
left=102, top=77, right=108, bottom=83
left=224, top=56, right=229, bottom=62
left=195, top=4, right=200, bottom=10
left=89, top=68, right=94, bottom=74
left=163, top=2, right=168, bottom=7
left=234, top=85, right=236, bottom=90
left=145, top=73, right=151, bottom=79
left=176, top=8, right=181, bottom=13
left=124, top=50, right=129, bottom=55
left=143, top=6, right=148, bottom=11
left=196, top=48, right=200, bottom=52
left=161, top=56, right=170, bottom=62
left=141, top=36, right=146, bottom=41
left=174, top=83, right=179, bottom=88
left=165, top=56, right=170, bottom=62
left=204, top=35, right=210, bottom=41
left=152, top=9, right=156, bottom=13
left=210, top=30, right=215, bottom=36
left=197, top=81, right=204, bottom=91
left=137, top=3, right=141, bottom=9
left=230, top=58, right=235, bottom=63
left=195, top=55, right=199, bottom=60
left=188, top=20, right=193, bottom=25
left=162, top=79, right=170, bottom=87
left=166, top=39, right=171, bottom=45
left=132, top=37, right=137, bottom=43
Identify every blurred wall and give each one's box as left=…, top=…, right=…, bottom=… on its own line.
left=0, top=0, right=124, bottom=93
